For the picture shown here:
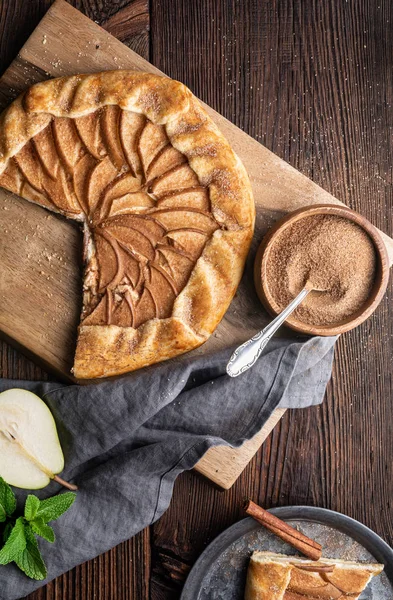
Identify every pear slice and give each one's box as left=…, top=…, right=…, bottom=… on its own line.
left=0, top=389, right=77, bottom=491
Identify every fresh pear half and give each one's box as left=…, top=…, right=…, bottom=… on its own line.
left=0, top=388, right=77, bottom=490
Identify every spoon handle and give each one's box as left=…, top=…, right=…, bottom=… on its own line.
left=226, top=287, right=311, bottom=378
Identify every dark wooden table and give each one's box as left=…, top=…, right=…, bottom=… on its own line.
left=1, top=1, right=392, bottom=598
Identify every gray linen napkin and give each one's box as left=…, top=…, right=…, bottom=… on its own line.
left=0, top=335, right=336, bottom=599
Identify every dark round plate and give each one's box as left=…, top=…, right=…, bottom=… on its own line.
left=181, top=506, right=393, bottom=599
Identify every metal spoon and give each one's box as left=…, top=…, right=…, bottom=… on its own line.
left=226, top=282, right=317, bottom=378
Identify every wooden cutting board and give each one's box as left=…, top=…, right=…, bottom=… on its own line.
left=0, top=0, right=392, bottom=490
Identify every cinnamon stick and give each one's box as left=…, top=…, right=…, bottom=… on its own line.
left=244, top=500, right=322, bottom=561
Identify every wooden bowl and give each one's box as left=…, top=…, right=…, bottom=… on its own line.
left=254, top=204, right=390, bottom=336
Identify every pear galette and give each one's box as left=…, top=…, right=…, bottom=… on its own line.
left=0, top=71, right=254, bottom=378
left=245, top=552, right=384, bottom=600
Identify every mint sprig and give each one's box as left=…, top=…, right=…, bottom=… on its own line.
left=30, top=518, right=55, bottom=543
left=0, top=477, right=76, bottom=580
left=14, top=527, right=48, bottom=581
left=0, top=478, right=16, bottom=523
left=24, top=495, right=40, bottom=521
left=34, top=492, right=76, bottom=523
left=0, top=518, right=26, bottom=564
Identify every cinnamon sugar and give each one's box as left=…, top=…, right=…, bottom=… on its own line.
left=266, top=215, right=377, bottom=326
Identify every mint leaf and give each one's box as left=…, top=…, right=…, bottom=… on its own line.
left=0, top=517, right=26, bottom=564
left=24, top=495, right=40, bottom=522
left=0, top=490, right=77, bottom=581
left=30, top=518, right=55, bottom=543
left=14, top=526, right=47, bottom=581
left=35, top=492, right=76, bottom=523
left=3, top=522, right=13, bottom=543
left=0, top=477, right=16, bottom=522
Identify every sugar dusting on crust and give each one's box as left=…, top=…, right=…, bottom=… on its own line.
left=187, top=143, right=218, bottom=157
left=208, top=168, right=237, bottom=199
left=172, top=118, right=204, bottom=135
left=138, top=91, right=162, bottom=116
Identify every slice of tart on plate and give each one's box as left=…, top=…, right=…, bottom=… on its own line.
left=245, top=551, right=384, bottom=599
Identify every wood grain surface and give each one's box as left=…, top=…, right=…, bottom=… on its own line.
left=0, top=1, right=392, bottom=599
left=3, top=0, right=387, bottom=491
left=5, top=0, right=392, bottom=385
left=0, top=0, right=307, bottom=492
